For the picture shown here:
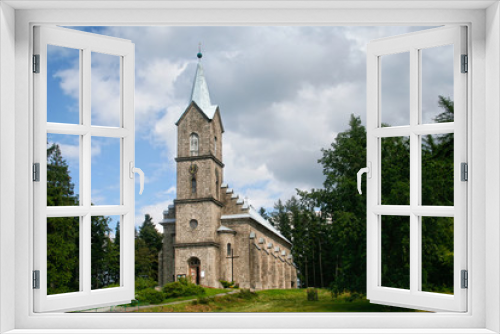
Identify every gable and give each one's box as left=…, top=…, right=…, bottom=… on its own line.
left=175, top=101, right=211, bottom=126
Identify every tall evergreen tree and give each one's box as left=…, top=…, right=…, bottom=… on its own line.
left=135, top=214, right=163, bottom=281
left=46, top=143, right=80, bottom=294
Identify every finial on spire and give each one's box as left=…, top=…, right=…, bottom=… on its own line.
left=197, top=42, right=203, bottom=59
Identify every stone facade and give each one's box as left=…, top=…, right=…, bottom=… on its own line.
left=158, top=60, right=296, bottom=289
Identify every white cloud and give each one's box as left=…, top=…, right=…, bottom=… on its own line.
left=56, top=26, right=437, bottom=213
left=58, top=143, right=80, bottom=161
left=135, top=199, right=175, bottom=232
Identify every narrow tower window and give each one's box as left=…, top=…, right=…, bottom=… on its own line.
left=227, top=243, right=232, bottom=257
left=215, top=169, right=219, bottom=200
left=191, top=177, right=197, bottom=194
left=214, top=136, right=217, bottom=156
left=190, top=133, right=199, bottom=156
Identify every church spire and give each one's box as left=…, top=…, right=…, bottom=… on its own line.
left=190, top=44, right=218, bottom=119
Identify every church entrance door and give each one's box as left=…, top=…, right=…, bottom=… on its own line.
left=188, top=258, right=201, bottom=285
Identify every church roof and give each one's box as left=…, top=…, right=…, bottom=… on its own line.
left=217, top=225, right=236, bottom=234
left=190, top=62, right=219, bottom=119
left=221, top=207, right=291, bottom=245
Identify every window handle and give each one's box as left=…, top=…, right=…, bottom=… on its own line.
left=129, top=161, right=145, bottom=195
left=357, top=162, right=371, bottom=195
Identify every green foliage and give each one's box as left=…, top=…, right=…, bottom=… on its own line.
left=46, top=144, right=80, bottom=295
left=237, top=289, right=257, bottom=300
left=136, top=288, right=164, bottom=304
left=135, top=214, right=163, bottom=281
left=135, top=276, right=158, bottom=291
left=269, top=96, right=454, bottom=295
left=162, top=278, right=205, bottom=298
left=219, top=280, right=234, bottom=288
left=46, top=143, right=121, bottom=294
left=47, top=217, right=79, bottom=295
left=91, top=215, right=120, bottom=290
left=46, top=143, right=78, bottom=206
left=258, top=207, right=269, bottom=220
left=195, top=296, right=211, bottom=305
left=307, top=288, right=319, bottom=301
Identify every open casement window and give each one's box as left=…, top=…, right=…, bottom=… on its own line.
left=364, top=26, right=467, bottom=312
left=33, top=26, right=141, bottom=312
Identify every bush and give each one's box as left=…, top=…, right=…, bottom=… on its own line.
left=329, top=282, right=340, bottom=299
left=345, top=292, right=363, bottom=302
left=219, top=280, right=234, bottom=288
left=162, top=278, right=205, bottom=298
left=307, top=288, right=318, bottom=301
left=136, top=288, right=164, bottom=304
left=135, top=277, right=158, bottom=291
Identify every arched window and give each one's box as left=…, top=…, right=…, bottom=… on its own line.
left=191, top=177, right=197, bottom=194
left=190, top=133, right=199, bottom=156
left=227, top=243, right=232, bottom=257
left=214, top=136, right=217, bottom=156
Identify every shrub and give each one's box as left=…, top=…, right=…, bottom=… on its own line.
left=162, top=278, right=205, bottom=298
left=307, top=287, right=318, bottom=301
left=219, top=280, right=234, bottom=288
left=136, top=288, right=164, bottom=304
left=135, top=277, right=158, bottom=291
left=329, top=282, right=340, bottom=299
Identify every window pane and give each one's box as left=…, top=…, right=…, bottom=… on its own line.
left=92, top=215, right=121, bottom=290
left=421, top=133, right=454, bottom=206
left=381, top=215, right=410, bottom=290
left=47, top=45, right=80, bottom=124
left=381, top=52, right=410, bottom=127
left=421, top=45, right=454, bottom=124
left=91, top=52, right=121, bottom=127
left=422, top=217, right=454, bottom=294
left=91, top=137, right=121, bottom=205
left=381, top=136, right=410, bottom=205
left=47, top=217, right=80, bottom=295
left=47, top=134, right=80, bottom=206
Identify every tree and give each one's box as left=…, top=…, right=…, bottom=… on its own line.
left=138, top=214, right=163, bottom=253
left=46, top=144, right=80, bottom=295
left=314, top=114, right=368, bottom=292
left=91, top=216, right=120, bottom=289
left=47, top=143, right=119, bottom=293
left=135, top=214, right=163, bottom=281
left=258, top=207, right=269, bottom=220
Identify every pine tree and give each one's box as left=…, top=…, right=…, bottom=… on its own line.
left=46, top=143, right=80, bottom=294
left=135, top=214, right=163, bottom=282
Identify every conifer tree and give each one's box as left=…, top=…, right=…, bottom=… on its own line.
left=46, top=143, right=80, bottom=294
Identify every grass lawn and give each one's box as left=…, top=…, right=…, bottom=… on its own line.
left=133, top=289, right=418, bottom=313
left=155, top=287, right=231, bottom=305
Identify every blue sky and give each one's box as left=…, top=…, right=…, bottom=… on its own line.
left=46, top=26, right=452, bottom=233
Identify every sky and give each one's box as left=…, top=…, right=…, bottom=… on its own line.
left=46, top=26, right=453, bottom=233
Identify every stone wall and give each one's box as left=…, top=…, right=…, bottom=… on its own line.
left=159, top=222, right=176, bottom=286
left=174, top=245, right=220, bottom=288
left=177, top=105, right=221, bottom=158
left=174, top=202, right=220, bottom=244
left=218, top=231, right=235, bottom=282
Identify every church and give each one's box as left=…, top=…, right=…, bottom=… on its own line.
left=158, top=52, right=297, bottom=289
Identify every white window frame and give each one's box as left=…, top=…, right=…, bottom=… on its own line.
left=365, top=26, right=467, bottom=312
left=33, top=26, right=136, bottom=312
left=1, top=2, right=499, bottom=333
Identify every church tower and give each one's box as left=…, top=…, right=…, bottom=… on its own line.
left=158, top=50, right=296, bottom=290
left=168, top=51, right=225, bottom=287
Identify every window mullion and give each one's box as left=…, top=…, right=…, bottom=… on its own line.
left=81, top=48, right=92, bottom=294
left=409, top=47, right=420, bottom=294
